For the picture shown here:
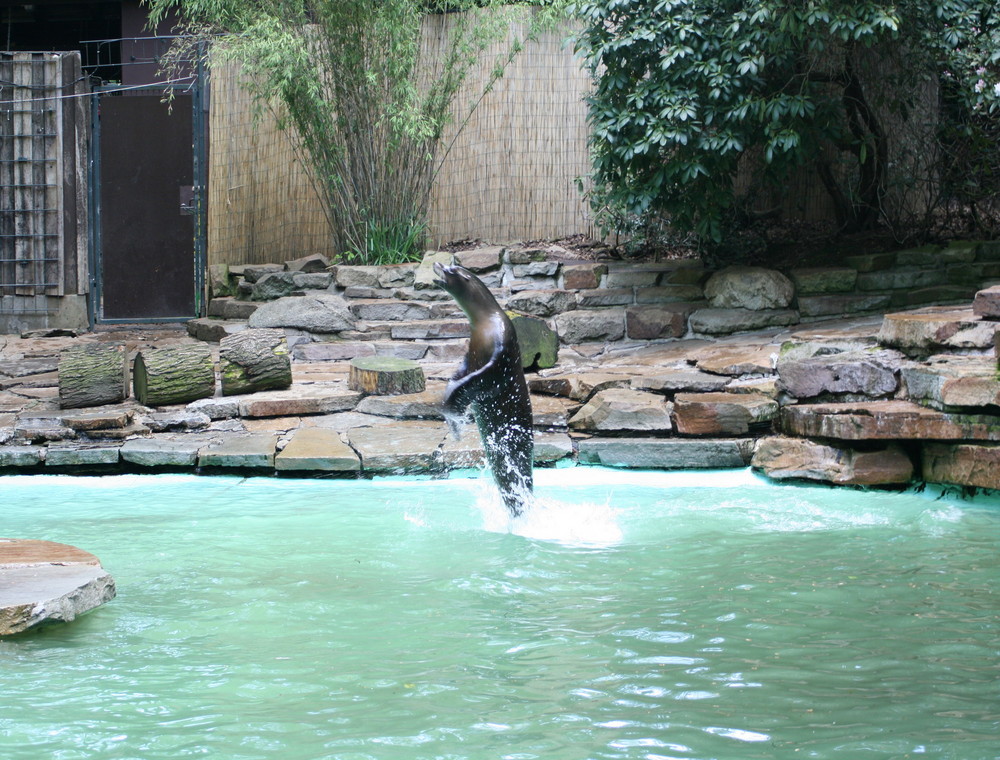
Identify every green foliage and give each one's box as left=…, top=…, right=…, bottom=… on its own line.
left=570, top=0, right=1000, bottom=250
left=147, top=0, right=561, bottom=264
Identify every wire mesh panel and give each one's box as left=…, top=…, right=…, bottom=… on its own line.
left=0, top=52, right=65, bottom=314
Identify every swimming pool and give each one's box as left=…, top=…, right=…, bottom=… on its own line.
left=2, top=469, right=997, bottom=759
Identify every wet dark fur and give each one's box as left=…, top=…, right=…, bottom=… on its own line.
left=433, top=263, right=533, bottom=516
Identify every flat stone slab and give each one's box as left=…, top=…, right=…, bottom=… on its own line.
left=781, top=400, right=1000, bottom=441
left=673, top=392, right=778, bottom=436
left=689, top=308, right=798, bottom=335
left=275, top=428, right=360, bottom=472
left=877, top=306, right=998, bottom=356
left=236, top=387, right=362, bottom=418
left=972, top=285, right=1000, bottom=319
left=1, top=539, right=116, bottom=636
left=120, top=436, right=209, bottom=467
left=577, top=438, right=749, bottom=469
left=692, top=344, right=778, bottom=376
left=348, top=421, right=447, bottom=473
left=923, top=442, right=1000, bottom=490
left=198, top=433, right=279, bottom=469
left=752, top=436, right=914, bottom=486
left=44, top=444, right=120, bottom=467
left=900, top=355, right=1000, bottom=410
left=776, top=349, right=902, bottom=400
left=569, top=389, right=673, bottom=433
left=355, top=385, right=444, bottom=420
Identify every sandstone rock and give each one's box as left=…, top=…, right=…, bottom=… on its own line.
left=0, top=539, right=116, bottom=636
left=877, top=307, right=998, bottom=357
left=14, top=417, right=76, bottom=443
left=377, top=264, right=417, bottom=289
left=797, top=293, right=892, bottom=318
left=689, top=308, right=799, bottom=335
left=511, top=315, right=559, bottom=369
left=248, top=294, right=355, bottom=334
left=507, top=289, right=575, bottom=317
left=752, top=436, right=914, bottom=485
left=788, top=267, right=858, bottom=294
left=922, top=442, right=1000, bottom=490
left=390, top=320, right=469, bottom=340
left=208, top=264, right=236, bottom=298
left=889, top=285, right=977, bottom=309
left=634, top=285, right=705, bottom=303
left=275, top=427, right=361, bottom=472
left=532, top=394, right=579, bottom=428
left=140, top=410, right=212, bottom=432
left=0, top=446, right=44, bottom=467
left=625, top=304, right=695, bottom=340
left=533, top=432, right=574, bottom=463
left=356, top=385, right=444, bottom=419
left=777, top=350, right=902, bottom=399
left=44, top=444, right=120, bottom=467
left=631, top=369, right=730, bottom=394
left=604, top=267, right=660, bottom=288
left=455, top=247, right=503, bottom=272
left=568, top=389, right=672, bottom=433
left=899, top=355, right=1000, bottom=410
left=554, top=309, right=625, bottom=343
left=240, top=264, right=283, bottom=283
left=857, top=267, right=946, bottom=291
left=60, top=407, right=133, bottom=431
left=561, top=263, right=605, bottom=290
left=511, top=261, right=559, bottom=278
left=237, top=388, right=362, bottom=418
left=673, top=392, right=778, bottom=436
left=285, top=253, right=331, bottom=273
left=348, top=421, right=446, bottom=472
left=120, top=436, right=206, bottom=467
left=693, top=344, right=777, bottom=376
left=577, top=438, right=748, bottom=468
left=333, top=265, right=380, bottom=289
left=437, top=423, right=485, bottom=469
left=198, top=433, right=278, bottom=468
left=781, top=400, right=1000, bottom=441
left=293, top=340, right=376, bottom=361
left=973, top=285, right=1000, bottom=319
left=220, top=300, right=258, bottom=320
left=349, top=299, right=436, bottom=322
left=704, top=266, right=794, bottom=310
left=529, top=372, right=630, bottom=401
left=186, top=318, right=247, bottom=343
left=187, top=397, right=240, bottom=420
left=414, top=251, right=454, bottom=290
left=576, top=288, right=633, bottom=308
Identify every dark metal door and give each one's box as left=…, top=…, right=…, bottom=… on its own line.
left=95, top=93, right=197, bottom=320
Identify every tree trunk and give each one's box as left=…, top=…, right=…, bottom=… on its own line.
left=348, top=356, right=425, bottom=396
left=133, top=344, right=216, bottom=407
left=219, top=328, right=292, bottom=396
left=58, top=343, right=130, bottom=409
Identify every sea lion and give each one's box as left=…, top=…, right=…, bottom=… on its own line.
left=433, top=262, right=533, bottom=516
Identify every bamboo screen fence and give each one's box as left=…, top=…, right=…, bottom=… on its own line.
left=208, top=14, right=596, bottom=267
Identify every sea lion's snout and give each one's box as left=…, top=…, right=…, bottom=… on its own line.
left=433, top=262, right=469, bottom=291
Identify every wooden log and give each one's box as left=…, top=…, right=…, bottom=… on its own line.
left=219, top=328, right=292, bottom=396
left=348, top=356, right=425, bottom=396
left=133, top=344, right=216, bottom=407
left=58, top=343, right=130, bottom=409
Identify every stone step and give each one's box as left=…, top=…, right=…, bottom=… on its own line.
left=781, top=400, right=1000, bottom=441
left=900, top=355, right=1000, bottom=410
left=877, top=306, right=999, bottom=357
left=347, top=299, right=458, bottom=322
left=673, top=392, right=779, bottom=436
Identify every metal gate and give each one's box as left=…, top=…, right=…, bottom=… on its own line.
left=90, top=81, right=206, bottom=322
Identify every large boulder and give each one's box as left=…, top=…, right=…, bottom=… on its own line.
left=704, top=266, right=794, bottom=310
left=248, top=294, right=356, bottom=333
left=753, top=436, right=914, bottom=485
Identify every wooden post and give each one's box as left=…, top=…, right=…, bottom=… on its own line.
left=348, top=356, right=425, bottom=396
left=133, top=344, right=216, bottom=407
left=58, top=343, right=130, bottom=409
left=219, top=328, right=292, bottom=396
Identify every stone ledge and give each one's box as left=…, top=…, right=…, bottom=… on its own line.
left=576, top=437, right=750, bottom=469
left=922, top=442, right=1000, bottom=490
left=0, top=539, right=116, bottom=636
left=781, top=400, right=1000, bottom=441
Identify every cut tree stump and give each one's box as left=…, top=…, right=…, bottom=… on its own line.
left=348, top=356, right=425, bottom=396
left=58, top=343, right=129, bottom=409
left=219, top=328, right=292, bottom=396
left=133, top=344, right=216, bottom=407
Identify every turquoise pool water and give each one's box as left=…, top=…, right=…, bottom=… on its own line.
left=1, top=469, right=997, bottom=760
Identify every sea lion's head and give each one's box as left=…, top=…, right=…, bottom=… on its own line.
left=433, top=263, right=499, bottom=319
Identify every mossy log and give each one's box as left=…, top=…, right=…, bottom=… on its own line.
left=58, top=343, right=130, bottom=409
left=133, top=344, right=216, bottom=407
left=348, top=356, right=425, bottom=396
left=219, top=328, right=292, bottom=396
